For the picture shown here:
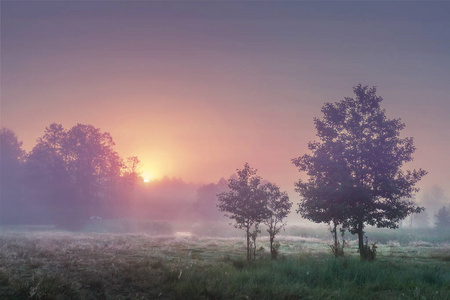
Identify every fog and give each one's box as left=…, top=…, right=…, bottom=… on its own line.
left=1, top=123, right=449, bottom=243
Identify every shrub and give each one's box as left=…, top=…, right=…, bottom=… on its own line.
left=271, top=241, right=281, bottom=260
left=330, top=241, right=345, bottom=257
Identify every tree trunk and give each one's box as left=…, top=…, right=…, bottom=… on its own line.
left=333, top=222, right=338, bottom=251
left=246, top=224, right=251, bottom=261
left=270, top=235, right=275, bottom=260
left=357, top=225, right=364, bottom=259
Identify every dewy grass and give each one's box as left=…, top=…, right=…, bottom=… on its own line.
left=0, top=230, right=449, bottom=299
left=166, top=256, right=450, bottom=299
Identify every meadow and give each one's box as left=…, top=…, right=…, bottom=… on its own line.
left=0, top=224, right=449, bottom=300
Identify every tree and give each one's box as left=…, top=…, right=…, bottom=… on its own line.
left=434, top=206, right=450, bottom=230
left=27, top=123, right=124, bottom=228
left=217, top=163, right=268, bottom=260
left=64, top=124, right=123, bottom=218
left=25, top=124, right=73, bottom=224
left=261, top=182, right=292, bottom=259
left=0, top=128, right=26, bottom=224
left=121, top=156, right=142, bottom=217
left=294, top=173, right=350, bottom=256
left=292, top=85, right=426, bottom=259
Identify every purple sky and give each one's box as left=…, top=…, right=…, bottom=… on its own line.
left=2, top=1, right=449, bottom=200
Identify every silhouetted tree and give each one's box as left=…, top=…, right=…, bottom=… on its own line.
left=261, top=182, right=292, bottom=259
left=295, top=175, right=350, bottom=256
left=292, top=85, right=426, bottom=259
left=121, top=156, right=142, bottom=217
left=0, top=128, right=25, bottom=224
left=434, top=206, right=450, bottom=230
left=26, top=124, right=73, bottom=224
left=27, top=123, right=124, bottom=228
left=217, top=163, right=268, bottom=260
left=64, top=124, right=123, bottom=218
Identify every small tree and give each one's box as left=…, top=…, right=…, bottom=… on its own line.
left=262, top=182, right=292, bottom=259
left=122, top=156, right=142, bottom=217
left=293, top=85, right=427, bottom=259
left=434, top=206, right=450, bottom=230
left=217, top=163, right=268, bottom=260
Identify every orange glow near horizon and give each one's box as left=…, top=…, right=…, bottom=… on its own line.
left=141, top=171, right=153, bottom=183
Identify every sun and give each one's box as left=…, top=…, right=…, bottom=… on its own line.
left=142, top=171, right=153, bottom=183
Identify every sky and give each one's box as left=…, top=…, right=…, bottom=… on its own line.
left=1, top=1, right=450, bottom=201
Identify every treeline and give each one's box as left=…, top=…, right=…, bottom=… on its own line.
left=0, top=124, right=226, bottom=229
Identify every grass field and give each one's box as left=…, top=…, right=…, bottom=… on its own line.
left=0, top=227, right=449, bottom=299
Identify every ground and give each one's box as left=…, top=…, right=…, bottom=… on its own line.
left=0, top=226, right=449, bottom=299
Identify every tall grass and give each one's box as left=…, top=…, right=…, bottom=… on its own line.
left=165, top=255, right=450, bottom=299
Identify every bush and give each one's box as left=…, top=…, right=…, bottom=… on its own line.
left=271, top=241, right=281, bottom=260
left=330, top=241, right=345, bottom=257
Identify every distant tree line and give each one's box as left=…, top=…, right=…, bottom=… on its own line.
left=1, top=123, right=234, bottom=229
left=0, top=124, right=140, bottom=228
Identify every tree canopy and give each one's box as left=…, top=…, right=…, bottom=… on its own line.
left=217, top=163, right=291, bottom=260
left=26, top=123, right=125, bottom=227
left=261, top=182, right=292, bottom=259
left=292, top=85, right=426, bottom=259
left=0, top=128, right=26, bottom=224
left=217, top=163, right=269, bottom=260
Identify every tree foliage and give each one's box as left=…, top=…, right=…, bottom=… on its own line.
left=217, top=163, right=291, bottom=260
left=292, top=85, right=426, bottom=259
left=0, top=128, right=26, bottom=224
left=217, top=163, right=269, bottom=260
left=26, top=123, right=124, bottom=227
left=120, top=156, right=142, bottom=217
left=261, top=182, right=292, bottom=259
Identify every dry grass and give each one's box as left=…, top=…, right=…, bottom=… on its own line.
left=0, top=228, right=449, bottom=299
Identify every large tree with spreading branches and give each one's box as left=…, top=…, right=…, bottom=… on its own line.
left=292, top=85, right=426, bottom=259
